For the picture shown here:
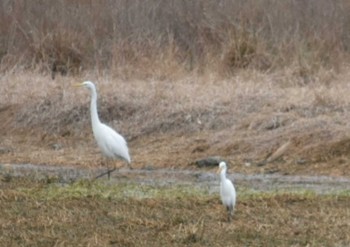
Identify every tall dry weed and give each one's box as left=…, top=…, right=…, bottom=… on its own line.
left=0, top=0, right=349, bottom=78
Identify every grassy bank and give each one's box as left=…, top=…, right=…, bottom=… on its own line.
left=2, top=69, right=350, bottom=176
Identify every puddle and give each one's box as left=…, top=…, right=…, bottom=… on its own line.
left=1, top=163, right=350, bottom=195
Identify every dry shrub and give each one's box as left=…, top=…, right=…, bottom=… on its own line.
left=1, top=0, right=350, bottom=78
left=28, top=30, right=85, bottom=78
left=220, top=28, right=269, bottom=76
left=110, top=39, right=187, bottom=80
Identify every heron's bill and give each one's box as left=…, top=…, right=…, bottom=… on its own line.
left=72, top=83, right=84, bottom=87
left=216, top=167, right=222, bottom=174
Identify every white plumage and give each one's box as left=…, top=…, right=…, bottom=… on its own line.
left=74, top=81, right=131, bottom=179
left=93, top=122, right=130, bottom=163
left=217, top=161, right=236, bottom=222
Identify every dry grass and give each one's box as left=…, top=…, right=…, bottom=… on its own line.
left=1, top=0, right=350, bottom=78
left=0, top=177, right=349, bottom=246
left=1, top=2, right=350, bottom=245
left=2, top=69, right=350, bottom=176
left=1, top=1, right=350, bottom=175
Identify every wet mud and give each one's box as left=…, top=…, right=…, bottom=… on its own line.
left=1, top=163, right=350, bottom=195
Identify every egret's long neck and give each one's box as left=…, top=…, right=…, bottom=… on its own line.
left=220, top=169, right=227, bottom=181
left=90, top=87, right=101, bottom=129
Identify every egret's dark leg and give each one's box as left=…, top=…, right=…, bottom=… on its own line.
left=94, top=159, right=116, bottom=180
left=107, top=167, right=116, bottom=179
left=94, top=160, right=131, bottom=179
left=95, top=167, right=117, bottom=179
left=127, top=162, right=133, bottom=170
left=226, top=205, right=233, bottom=222
left=226, top=206, right=230, bottom=222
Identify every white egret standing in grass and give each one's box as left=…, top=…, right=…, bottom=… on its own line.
left=217, top=161, right=236, bottom=222
left=74, top=81, right=131, bottom=179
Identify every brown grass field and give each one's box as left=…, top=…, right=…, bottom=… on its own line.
left=1, top=1, right=350, bottom=246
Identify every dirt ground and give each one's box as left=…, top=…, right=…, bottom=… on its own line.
left=1, top=71, right=350, bottom=177
left=1, top=71, right=350, bottom=246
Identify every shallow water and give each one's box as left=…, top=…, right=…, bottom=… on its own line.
left=1, top=163, right=350, bottom=194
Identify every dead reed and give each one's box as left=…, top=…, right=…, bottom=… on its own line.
left=0, top=0, right=349, bottom=78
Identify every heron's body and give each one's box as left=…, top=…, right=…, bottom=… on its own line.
left=75, top=81, right=131, bottom=178
left=93, top=122, right=130, bottom=163
left=218, top=162, right=236, bottom=222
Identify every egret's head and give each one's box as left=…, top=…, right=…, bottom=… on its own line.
left=217, top=161, right=227, bottom=174
left=73, top=81, right=95, bottom=90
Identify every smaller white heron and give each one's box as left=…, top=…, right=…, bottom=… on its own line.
left=217, top=161, right=236, bottom=222
left=74, top=81, right=131, bottom=179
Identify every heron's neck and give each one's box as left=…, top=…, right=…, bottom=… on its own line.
left=90, top=88, right=101, bottom=128
left=220, top=169, right=227, bottom=181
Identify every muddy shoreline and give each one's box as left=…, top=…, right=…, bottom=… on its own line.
left=1, top=163, right=350, bottom=195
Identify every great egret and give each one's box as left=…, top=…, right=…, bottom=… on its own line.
left=217, top=161, right=236, bottom=222
left=74, top=81, right=131, bottom=179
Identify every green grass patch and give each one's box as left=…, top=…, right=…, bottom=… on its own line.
left=15, top=178, right=211, bottom=201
